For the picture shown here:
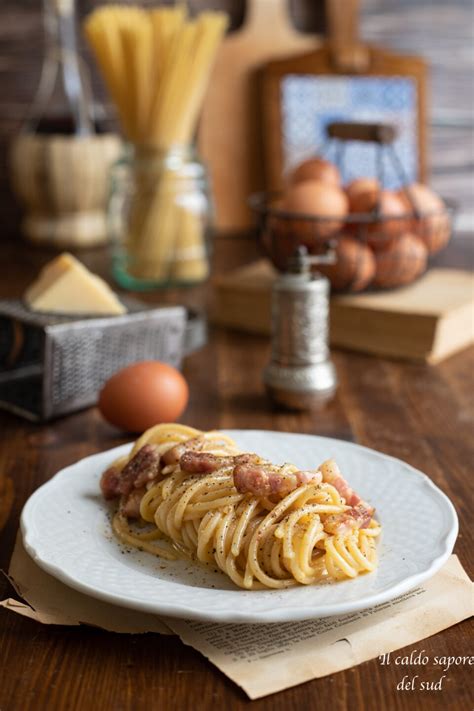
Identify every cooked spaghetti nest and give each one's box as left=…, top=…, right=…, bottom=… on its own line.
left=108, top=424, right=381, bottom=589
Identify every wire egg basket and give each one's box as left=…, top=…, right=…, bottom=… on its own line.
left=250, top=122, right=456, bottom=292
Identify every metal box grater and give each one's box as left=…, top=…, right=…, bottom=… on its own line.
left=0, top=299, right=206, bottom=421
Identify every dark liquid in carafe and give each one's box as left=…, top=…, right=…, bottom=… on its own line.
left=33, top=115, right=108, bottom=135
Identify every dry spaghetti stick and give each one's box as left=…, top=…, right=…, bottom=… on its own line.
left=165, top=14, right=227, bottom=134
left=172, top=13, right=228, bottom=145
left=84, top=10, right=135, bottom=139
left=97, top=6, right=145, bottom=131
left=121, top=17, right=154, bottom=142
left=115, top=7, right=150, bottom=141
left=147, top=7, right=187, bottom=144
left=150, top=5, right=186, bottom=70
left=170, top=206, right=209, bottom=282
left=118, top=25, right=139, bottom=140
left=130, top=170, right=180, bottom=279
left=149, top=22, right=198, bottom=148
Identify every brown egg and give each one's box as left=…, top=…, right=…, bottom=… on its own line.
left=289, top=157, right=341, bottom=187
left=98, top=361, right=189, bottom=433
left=283, top=180, right=348, bottom=242
left=318, top=235, right=376, bottom=292
left=350, top=189, right=407, bottom=250
left=398, top=183, right=451, bottom=254
left=346, top=177, right=380, bottom=211
left=373, top=232, right=428, bottom=288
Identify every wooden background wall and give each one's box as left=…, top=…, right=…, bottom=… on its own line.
left=0, top=0, right=472, bottom=237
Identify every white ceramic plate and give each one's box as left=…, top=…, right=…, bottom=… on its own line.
left=21, top=431, right=458, bottom=623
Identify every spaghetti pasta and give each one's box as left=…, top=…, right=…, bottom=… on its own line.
left=83, top=6, right=228, bottom=282
left=101, top=424, right=381, bottom=590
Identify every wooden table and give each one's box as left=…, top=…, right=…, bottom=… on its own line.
left=0, top=236, right=473, bottom=711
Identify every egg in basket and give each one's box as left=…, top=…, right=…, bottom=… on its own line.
left=251, top=122, right=456, bottom=293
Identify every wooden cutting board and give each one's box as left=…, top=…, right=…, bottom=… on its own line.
left=198, top=0, right=320, bottom=232
left=261, top=0, right=428, bottom=192
left=211, top=260, right=474, bottom=363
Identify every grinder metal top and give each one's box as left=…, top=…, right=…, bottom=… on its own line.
left=264, top=247, right=338, bottom=410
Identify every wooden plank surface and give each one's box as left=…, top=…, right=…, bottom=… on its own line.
left=0, top=235, right=473, bottom=711
left=361, top=0, right=474, bottom=230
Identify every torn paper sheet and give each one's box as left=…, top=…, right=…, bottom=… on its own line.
left=1, top=534, right=472, bottom=701
left=167, top=556, right=473, bottom=699
left=1, top=533, right=172, bottom=634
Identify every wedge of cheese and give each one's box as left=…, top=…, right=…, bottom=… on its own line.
left=24, top=253, right=126, bottom=315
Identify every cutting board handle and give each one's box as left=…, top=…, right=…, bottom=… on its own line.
left=327, top=122, right=397, bottom=144
left=326, top=0, right=370, bottom=72
left=244, top=0, right=299, bottom=36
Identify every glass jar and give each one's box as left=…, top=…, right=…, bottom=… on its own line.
left=109, top=145, right=213, bottom=289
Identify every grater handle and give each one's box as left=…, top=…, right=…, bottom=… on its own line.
left=327, top=121, right=397, bottom=144
left=325, top=0, right=369, bottom=73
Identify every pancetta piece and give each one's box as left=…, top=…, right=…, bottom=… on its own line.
left=233, top=462, right=322, bottom=497
left=100, top=465, right=121, bottom=500
left=324, top=503, right=374, bottom=535
left=319, top=459, right=362, bottom=506
left=119, top=487, right=145, bottom=519
left=100, top=444, right=161, bottom=500
left=162, top=437, right=205, bottom=466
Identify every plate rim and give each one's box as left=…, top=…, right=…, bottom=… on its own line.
left=20, top=430, right=459, bottom=623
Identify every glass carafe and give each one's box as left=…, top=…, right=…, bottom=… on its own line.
left=9, top=0, right=121, bottom=248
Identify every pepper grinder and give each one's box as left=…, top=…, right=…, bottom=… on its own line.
left=264, top=246, right=337, bottom=409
